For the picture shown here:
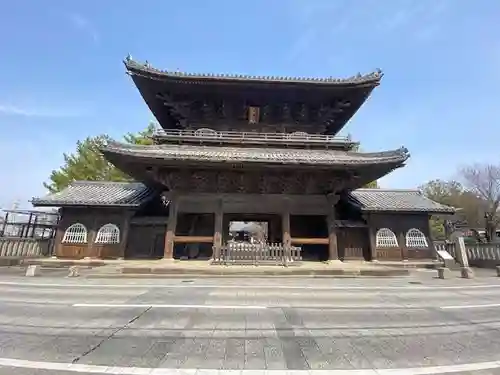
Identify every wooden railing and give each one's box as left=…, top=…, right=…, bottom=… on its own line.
left=153, top=128, right=352, bottom=147
left=0, top=238, right=51, bottom=257
left=212, top=242, right=302, bottom=266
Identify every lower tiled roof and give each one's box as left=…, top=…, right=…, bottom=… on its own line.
left=32, top=181, right=454, bottom=214
left=349, top=189, right=455, bottom=213
left=101, top=142, right=410, bottom=167
left=31, top=181, right=156, bottom=208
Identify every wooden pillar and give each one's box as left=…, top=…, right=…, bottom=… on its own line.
left=282, top=210, right=291, bottom=248
left=164, top=197, right=179, bottom=260
left=118, top=211, right=133, bottom=259
left=399, top=231, right=407, bottom=261
left=213, top=199, right=223, bottom=259
left=222, top=215, right=231, bottom=243
left=368, top=225, right=377, bottom=261
left=327, top=194, right=340, bottom=262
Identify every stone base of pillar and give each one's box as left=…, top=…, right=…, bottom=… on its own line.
left=437, top=267, right=451, bottom=279
left=325, top=259, right=343, bottom=266
left=160, top=258, right=176, bottom=263
left=460, top=267, right=474, bottom=279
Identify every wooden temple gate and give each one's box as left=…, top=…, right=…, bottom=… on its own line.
left=161, top=193, right=350, bottom=264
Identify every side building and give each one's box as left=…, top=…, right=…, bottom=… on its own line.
left=32, top=57, right=455, bottom=262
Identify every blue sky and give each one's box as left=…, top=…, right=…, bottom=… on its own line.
left=1, top=0, right=499, bottom=209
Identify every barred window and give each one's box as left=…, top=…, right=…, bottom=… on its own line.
left=95, top=224, right=120, bottom=244
left=375, top=228, right=399, bottom=248
left=406, top=228, right=428, bottom=248
left=62, top=223, right=87, bottom=244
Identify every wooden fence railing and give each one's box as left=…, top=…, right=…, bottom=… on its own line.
left=212, top=242, right=302, bottom=266
left=0, top=238, right=52, bottom=257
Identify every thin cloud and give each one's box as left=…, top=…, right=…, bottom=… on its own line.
left=286, top=0, right=451, bottom=59
left=0, top=104, right=84, bottom=118
left=67, top=13, right=99, bottom=44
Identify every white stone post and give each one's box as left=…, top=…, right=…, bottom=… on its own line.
left=454, top=236, right=474, bottom=279
left=25, top=265, right=41, bottom=277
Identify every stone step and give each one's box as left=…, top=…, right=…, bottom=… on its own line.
left=106, top=266, right=409, bottom=278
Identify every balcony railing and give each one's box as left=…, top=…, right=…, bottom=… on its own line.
left=153, top=128, right=355, bottom=147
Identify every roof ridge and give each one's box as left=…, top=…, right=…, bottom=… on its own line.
left=123, top=56, right=384, bottom=85
left=354, top=188, right=420, bottom=193
left=70, top=180, right=146, bottom=186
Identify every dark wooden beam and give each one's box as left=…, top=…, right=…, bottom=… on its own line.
left=174, top=236, right=213, bottom=243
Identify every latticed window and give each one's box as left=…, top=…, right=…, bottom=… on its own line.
left=95, top=224, right=120, bottom=244
left=375, top=228, right=399, bottom=248
left=62, top=223, right=87, bottom=244
left=406, top=228, right=428, bottom=248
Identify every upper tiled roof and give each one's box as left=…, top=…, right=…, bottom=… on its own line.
left=31, top=181, right=156, bottom=208
left=124, top=56, right=383, bottom=86
left=101, top=142, right=409, bottom=167
left=349, top=189, right=455, bottom=213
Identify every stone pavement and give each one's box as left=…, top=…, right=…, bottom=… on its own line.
left=1, top=270, right=500, bottom=374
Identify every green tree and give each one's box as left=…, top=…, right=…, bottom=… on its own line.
left=44, top=122, right=156, bottom=193
left=419, top=179, right=464, bottom=240
left=363, top=180, right=379, bottom=189
left=419, top=178, right=487, bottom=240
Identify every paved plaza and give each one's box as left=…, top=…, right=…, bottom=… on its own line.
left=2, top=269, right=500, bottom=374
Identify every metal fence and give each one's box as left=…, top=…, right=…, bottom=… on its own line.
left=212, top=242, right=302, bottom=266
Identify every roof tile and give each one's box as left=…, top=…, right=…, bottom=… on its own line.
left=32, top=182, right=453, bottom=214
left=349, top=189, right=455, bottom=213
left=101, top=142, right=410, bottom=167
left=31, top=181, right=156, bottom=208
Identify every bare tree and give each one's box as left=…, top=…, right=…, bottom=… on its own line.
left=460, top=163, right=500, bottom=242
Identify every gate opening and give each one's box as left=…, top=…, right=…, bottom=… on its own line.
left=229, top=221, right=269, bottom=244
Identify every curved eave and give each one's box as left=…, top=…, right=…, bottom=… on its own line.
left=100, top=142, right=409, bottom=169
left=124, top=58, right=383, bottom=87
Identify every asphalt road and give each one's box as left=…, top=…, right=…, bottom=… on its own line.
left=2, top=270, right=500, bottom=374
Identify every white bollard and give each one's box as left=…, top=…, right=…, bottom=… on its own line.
left=454, top=236, right=474, bottom=279
left=67, top=266, right=80, bottom=277
left=25, top=265, right=41, bottom=277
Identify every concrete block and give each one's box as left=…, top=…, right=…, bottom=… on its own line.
left=437, top=267, right=451, bottom=279
left=68, top=266, right=80, bottom=277
left=25, top=265, right=41, bottom=277
left=460, top=267, right=474, bottom=279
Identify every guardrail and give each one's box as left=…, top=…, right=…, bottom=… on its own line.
left=212, top=242, right=302, bottom=266
left=153, top=128, right=353, bottom=146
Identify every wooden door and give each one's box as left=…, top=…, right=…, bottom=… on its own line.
left=338, top=227, right=369, bottom=261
